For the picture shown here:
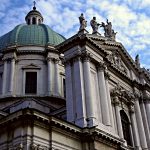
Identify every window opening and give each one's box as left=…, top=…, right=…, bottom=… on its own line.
left=25, top=72, right=37, bottom=94
left=120, top=110, right=132, bottom=146
left=32, top=17, right=36, bottom=24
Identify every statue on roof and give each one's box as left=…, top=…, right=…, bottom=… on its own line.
left=90, top=17, right=100, bottom=34
left=79, top=13, right=87, bottom=31
left=101, top=19, right=117, bottom=40
left=135, top=54, right=140, bottom=67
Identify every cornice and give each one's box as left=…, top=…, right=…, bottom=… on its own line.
left=0, top=108, right=123, bottom=146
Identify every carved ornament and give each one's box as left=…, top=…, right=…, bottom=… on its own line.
left=107, top=51, right=127, bottom=74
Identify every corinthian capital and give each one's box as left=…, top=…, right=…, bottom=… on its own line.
left=97, top=61, right=106, bottom=71
left=134, top=91, right=140, bottom=99
left=82, top=51, right=92, bottom=61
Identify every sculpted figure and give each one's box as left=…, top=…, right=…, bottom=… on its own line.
left=90, top=17, right=100, bottom=34
left=101, top=19, right=117, bottom=39
left=135, top=54, right=140, bottom=66
left=106, top=19, right=112, bottom=36
left=79, top=13, right=87, bottom=30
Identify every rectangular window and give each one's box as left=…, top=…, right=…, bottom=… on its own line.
left=25, top=72, right=37, bottom=94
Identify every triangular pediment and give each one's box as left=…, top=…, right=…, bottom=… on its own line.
left=22, top=63, right=41, bottom=69
left=87, top=36, right=137, bottom=75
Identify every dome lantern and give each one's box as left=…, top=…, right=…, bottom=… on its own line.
left=25, top=1, right=43, bottom=25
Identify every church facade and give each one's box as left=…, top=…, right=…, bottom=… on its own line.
left=0, top=6, right=150, bottom=150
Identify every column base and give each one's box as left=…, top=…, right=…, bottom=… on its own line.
left=87, top=117, right=98, bottom=128
left=134, top=146, right=142, bottom=150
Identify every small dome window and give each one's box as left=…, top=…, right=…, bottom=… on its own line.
left=32, top=17, right=36, bottom=24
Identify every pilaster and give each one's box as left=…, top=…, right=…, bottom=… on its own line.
left=113, top=96, right=124, bottom=140
left=134, top=93, right=148, bottom=149
left=97, top=62, right=111, bottom=126
left=83, top=53, right=96, bottom=127
left=54, top=58, right=60, bottom=96
left=129, top=104, right=142, bottom=150
left=73, top=56, right=87, bottom=127
left=9, top=58, right=16, bottom=94
left=144, top=95, right=150, bottom=131
left=2, top=59, right=7, bottom=95
left=65, top=60, right=74, bottom=123
left=47, top=57, right=53, bottom=96
left=105, top=70, right=114, bottom=128
left=139, top=98, right=150, bottom=148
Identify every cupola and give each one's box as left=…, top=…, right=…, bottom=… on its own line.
left=25, top=1, right=43, bottom=25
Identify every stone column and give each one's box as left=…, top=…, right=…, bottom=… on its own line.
left=113, top=96, right=124, bottom=140
left=54, top=58, right=59, bottom=96
left=2, top=59, right=7, bottom=95
left=65, top=61, right=74, bottom=123
left=130, top=105, right=142, bottom=150
left=134, top=95, right=148, bottom=149
left=145, top=98, right=150, bottom=131
left=47, top=57, right=52, bottom=95
left=105, top=71, right=114, bottom=127
left=97, top=63, right=111, bottom=126
left=9, top=58, right=15, bottom=94
left=74, top=57, right=86, bottom=127
left=140, top=99, right=150, bottom=148
left=83, top=54, right=96, bottom=127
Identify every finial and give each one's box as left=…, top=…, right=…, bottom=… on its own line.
left=33, top=1, right=36, bottom=10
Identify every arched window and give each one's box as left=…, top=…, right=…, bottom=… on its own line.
left=32, top=17, right=36, bottom=24
left=120, top=110, right=132, bottom=146
left=38, top=19, right=41, bottom=24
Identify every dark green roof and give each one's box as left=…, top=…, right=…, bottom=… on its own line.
left=0, top=24, right=66, bottom=50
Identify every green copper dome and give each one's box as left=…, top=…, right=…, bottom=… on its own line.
left=0, top=24, right=66, bottom=50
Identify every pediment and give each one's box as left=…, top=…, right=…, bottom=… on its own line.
left=22, top=63, right=41, bottom=69
left=87, top=36, right=137, bottom=76
left=106, top=50, right=129, bottom=74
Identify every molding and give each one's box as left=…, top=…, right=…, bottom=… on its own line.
left=22, top=63, right=41, bottom=70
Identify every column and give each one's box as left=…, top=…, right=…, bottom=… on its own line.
left=74, top=57, right=86, bottom=127
left=54, top=58, right=59, bottom=96
left=65, top=61, right=74, bottom=123
left=105, top=71, right=114, bottom=127
left=9, top=58, right=15, bottom=94
left=140, top=100, right=150, bottom=148
left=130, top=105, right=142, bottom=150
left=145, top=99, right=150, bottom=130
left=114, top=96, right=124, bottom=139
left=36, top=17, right=38, bottom=25
left=47, top=57, right=52, bottom=95
left=97, top=63, right=111, bottom=126
left=2, top=59, right=7, bottom=95
left=134, top=97, right=148, bottom=149
left=83, top=55, right=96, bottom=127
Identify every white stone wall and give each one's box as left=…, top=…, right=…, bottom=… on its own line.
left=0, top=50, right=65, bottom=98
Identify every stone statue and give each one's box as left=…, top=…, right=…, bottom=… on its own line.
left=135, top=54, right=140, bottom=66
left=101, top=19, right=117, bottom=39
left=79, top=13, right=87, bottom=31
left=90, top=17, right=100, bottom=34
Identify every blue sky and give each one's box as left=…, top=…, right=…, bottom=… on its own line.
left=0, top=0, right=150, bottom=69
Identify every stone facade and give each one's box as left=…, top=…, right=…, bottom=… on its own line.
left=0, top=7, right=150, bottom=150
